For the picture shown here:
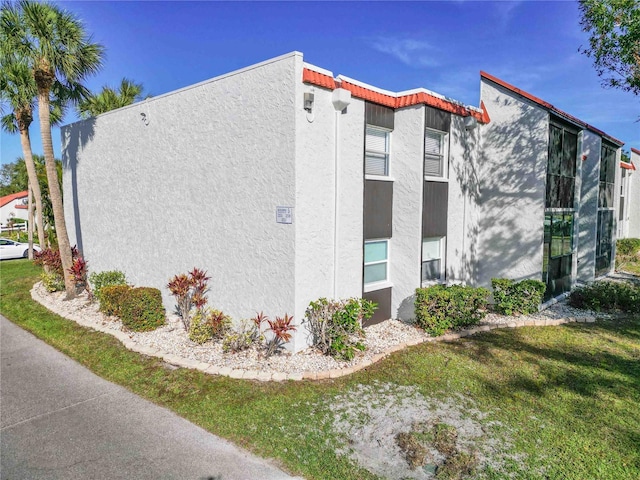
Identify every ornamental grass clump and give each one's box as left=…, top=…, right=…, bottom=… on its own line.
left=222, top=317, right=263, bottom=353
left=188, top=308, right=231, bottom=345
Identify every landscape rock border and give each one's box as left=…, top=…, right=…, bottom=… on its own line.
left=31, top=282, right=601, bottom=382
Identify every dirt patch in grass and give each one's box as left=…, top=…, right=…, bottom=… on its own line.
left=326, top=382, right=525, bottom=479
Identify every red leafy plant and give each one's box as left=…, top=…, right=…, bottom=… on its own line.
left=68, top=256, right=92, bottom=296
left=262, top=313, right=296, bottom=358
left=167, top=268, right=211, bottom=331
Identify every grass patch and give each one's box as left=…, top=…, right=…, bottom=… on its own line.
left=2, top=259, right=640, bottom=479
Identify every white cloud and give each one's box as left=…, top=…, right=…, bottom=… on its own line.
left=370, top=37, right=440, bottom=68
left=493, top=0, right=523, bottom=28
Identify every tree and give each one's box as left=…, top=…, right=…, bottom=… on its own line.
left=0, top=154, right=63, bottom=236
left=1, top=0, right=104, bottom=298
left=0, top=57, right=46, bottom=250
left=78, top=78, right=146, bottom=118
left=579, top=0, right=640, bottom=95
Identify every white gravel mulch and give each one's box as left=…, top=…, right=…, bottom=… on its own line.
left=30, top=281, right=603, bottom=379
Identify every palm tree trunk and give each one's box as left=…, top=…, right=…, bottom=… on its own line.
left=27, top=184, right=34, bottom=259
left=38, top=89, right=76, bottom=299
left=19, top=127, right=46, bottom=248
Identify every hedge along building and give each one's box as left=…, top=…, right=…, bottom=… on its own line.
left=62, top=52, right=622, bottom=351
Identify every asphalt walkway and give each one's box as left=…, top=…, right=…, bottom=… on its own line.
left=0, top=315, right=302, bottom=480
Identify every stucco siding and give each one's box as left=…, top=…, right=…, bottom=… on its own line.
left=477, top=80, right=548, bottom=287
left=447, top=114, right=480, bottom=286
left=391, top=105, right=424, bottom=321
left=292, top=76, right=365, bottom=348
left=63, top=53, right=299, bottom=326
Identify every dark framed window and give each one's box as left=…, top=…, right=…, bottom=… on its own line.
left=596, top=210, right=614, bottom=276
left=545, top=123, right=577, bottom=209
left=599, top=143, right=617, bottom=208
left=542, top=213, right=574, bottom=301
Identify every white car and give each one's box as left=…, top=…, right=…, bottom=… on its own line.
left=0, top=238, right=42, bottom=260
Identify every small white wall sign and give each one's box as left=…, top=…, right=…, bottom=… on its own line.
left=276, top=206, right=293, bottom=224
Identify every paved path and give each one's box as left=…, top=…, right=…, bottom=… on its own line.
left=0, top=315, right=302, bottom=480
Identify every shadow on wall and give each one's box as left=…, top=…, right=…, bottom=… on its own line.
left=451, top=97, right=549, bottom=287
left=61, top=118, right=96, bottom=255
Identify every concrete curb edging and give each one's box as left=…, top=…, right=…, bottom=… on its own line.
left=30, top=285, right=599, bottom=383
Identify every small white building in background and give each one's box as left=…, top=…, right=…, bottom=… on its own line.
left=61, top=52, right=624, bottom=351
left=619, top=148, right=640, bottom=239
left=0, top=190, right=28, bottom=228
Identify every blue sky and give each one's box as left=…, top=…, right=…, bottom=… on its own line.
left=1, top=0, right=638, bottom=165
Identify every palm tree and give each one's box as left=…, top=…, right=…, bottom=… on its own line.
left=1, top=0, right=104, bottom=298
left=0, top=57, right=46, bottom=251
left=78, top=78, right=146, bottom=118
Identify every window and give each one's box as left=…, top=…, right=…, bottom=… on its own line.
left=422, top=237, right=444, bottom=282
left=596, top=210, right=614, bottom=275
left=364, top=240, right=388, bottom=285
left=424, top=129, right=447, bottom=178
left=542, top=213, right=574, bottom=300
left=365, top=126, right=390, bottom=176
left=546, top=124, right=577, bottom=209
left=599, top=143, right=616, bottom=208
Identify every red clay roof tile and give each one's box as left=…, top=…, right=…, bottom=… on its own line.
left=0, top=190, right=28, bottom=209
left=302, top=68, right=487, bottom=123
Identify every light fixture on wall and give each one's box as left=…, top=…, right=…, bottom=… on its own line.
left=304, top=92, right=314, bottom=113
left=332, top=88, right=351, bottom=112
left=464, top=116, right=477, bottom=131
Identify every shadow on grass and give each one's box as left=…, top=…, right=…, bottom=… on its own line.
left=446, top=319, right=640, bottom=402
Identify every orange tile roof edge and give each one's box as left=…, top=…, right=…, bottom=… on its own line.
left=302, top=68, right=489, bottom=123
left=631, top=147, right=640, bottom=155
left=480, top=71, right=624, bottom=146
left=0, top=190, right=28, bottom=209
left=621, top=161, right=636, bottom=170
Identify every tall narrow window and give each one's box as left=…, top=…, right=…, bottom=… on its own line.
left=597, top=141, right=617, bottom=275
left=364, top=240, right=389, bottom=285
left=599, top=143, right=616, bottom=208
left=422, top=237, right=445, bottom=282
left=546, top=124, right=577, bottom=209
left=365, top=126, right=390, bottom=176
left=542, top=120, right=578, bottom=301
left=424, top=129, right=447, bottom=178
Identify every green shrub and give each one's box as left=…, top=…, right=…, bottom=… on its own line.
left=188, top=308, right=231, bottom=344
left=119, top=287, right=165, bottom=332
left=304, top=297, right=376, bottom=360
left=491, top=278, right=546, bottom=316
left=222, top=318, right=263, bottom=353
left=616, top=238, right=640, bottom=257
left=99, top=285, right=132, bottom=317
left=569, top=281, right=640, bottom=313
left=414, top=285, right=490, bottom=336
left=41, top=271, right=64, bottom=292
left=89, top=270, right=127, bottom=301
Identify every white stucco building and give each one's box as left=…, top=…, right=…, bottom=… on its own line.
left=62, top=52, right=624, bottom=350
left=619, top=148, right=639, bottom=239
left=0, top=190, right=29, bottom=228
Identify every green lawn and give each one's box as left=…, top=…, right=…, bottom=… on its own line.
left=1, top=259, right=639, bottom=479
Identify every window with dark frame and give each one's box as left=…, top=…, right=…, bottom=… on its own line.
left=546, top=123, right=577, bottom=209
